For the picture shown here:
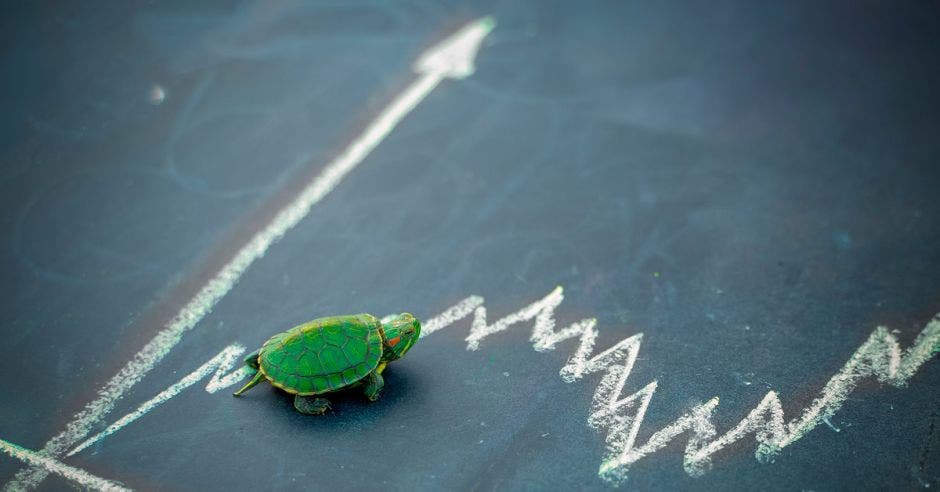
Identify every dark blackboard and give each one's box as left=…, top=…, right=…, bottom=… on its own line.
left=2, top=1, right=939, bottom=490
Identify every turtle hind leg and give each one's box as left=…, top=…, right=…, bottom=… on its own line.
left=244, top=349, right=261, bottom=370
left=232, top=348, right=263, bottom=396
left=233, top=370, right=265, bottom=397
left=294, top=395, right=331, bottom=415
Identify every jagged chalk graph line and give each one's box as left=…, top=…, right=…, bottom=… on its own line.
left=67, top=286, right=940, bottom=487
left=449, top=287, right=940, bottom=484
left=452, top=288, right=940, bottom=484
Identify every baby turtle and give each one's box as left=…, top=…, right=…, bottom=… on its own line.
left=233, top=313, right=420, bottom=414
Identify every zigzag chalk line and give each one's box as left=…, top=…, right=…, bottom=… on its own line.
left=423, top=287, right=940, bottom=485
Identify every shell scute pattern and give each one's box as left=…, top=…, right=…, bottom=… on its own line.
left=258, top=314, right=382, bottom=395
left=296, top=355, right=316, bottom=375
left=319, top=346, right=345, bottom=371
left=344, top=337, right=367, bottom=362
left=322, top=325, right=348, bottom=346
left=327, top=373, right=344, bottom=390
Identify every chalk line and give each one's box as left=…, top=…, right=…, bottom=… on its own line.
left=64, top=297, right=493, bottom=458
left=0, top=438, right=128, bottom=492
left=47, top=283, right=940, bottom=486
left=5, top=16, right=496, bottom=491
left=399, top=286, right=940, bottom=485
left=66, top=345, right=247, bottom=457
left=421, top=295, right=484, bottom=337
left=597, top=316, right=940, bottom=484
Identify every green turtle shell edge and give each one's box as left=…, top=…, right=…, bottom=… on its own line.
left=257, top=314, right=383, bottom=395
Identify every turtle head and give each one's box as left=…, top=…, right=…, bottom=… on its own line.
left=380, top=313, right=421, bottom=361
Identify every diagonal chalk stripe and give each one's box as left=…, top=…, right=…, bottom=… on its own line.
left=66, top=345, right=248, bottom=457
left=0, top=438, right=129, bottom=492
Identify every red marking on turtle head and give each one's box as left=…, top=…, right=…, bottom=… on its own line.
left=388, top=336, right=401, bottom=346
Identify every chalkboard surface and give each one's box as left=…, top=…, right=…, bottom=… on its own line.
left=2, top=1, right=939, bottom=490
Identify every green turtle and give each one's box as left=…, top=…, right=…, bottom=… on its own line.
left=233, top=313, right=420, bottom=414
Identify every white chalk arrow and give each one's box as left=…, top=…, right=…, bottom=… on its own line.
left=7, top=16, right=496, bottom=491
left=415, top=16, right=495, bottom=78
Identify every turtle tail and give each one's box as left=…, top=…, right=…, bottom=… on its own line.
left=233, top=370, right=265, bottom=397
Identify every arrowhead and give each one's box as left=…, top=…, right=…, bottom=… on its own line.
left=414, top=16, right=496, bottom=79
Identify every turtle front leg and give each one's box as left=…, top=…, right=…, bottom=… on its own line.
left=294, top=395, right=331, bottom=415
left=363, top=370, right=384, bottom=402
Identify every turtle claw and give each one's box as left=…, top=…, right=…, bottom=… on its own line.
left=294, top=395, right=331, bottom=415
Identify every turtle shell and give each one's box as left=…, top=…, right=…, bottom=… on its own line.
left=258, top=314, right=383, bottom=395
